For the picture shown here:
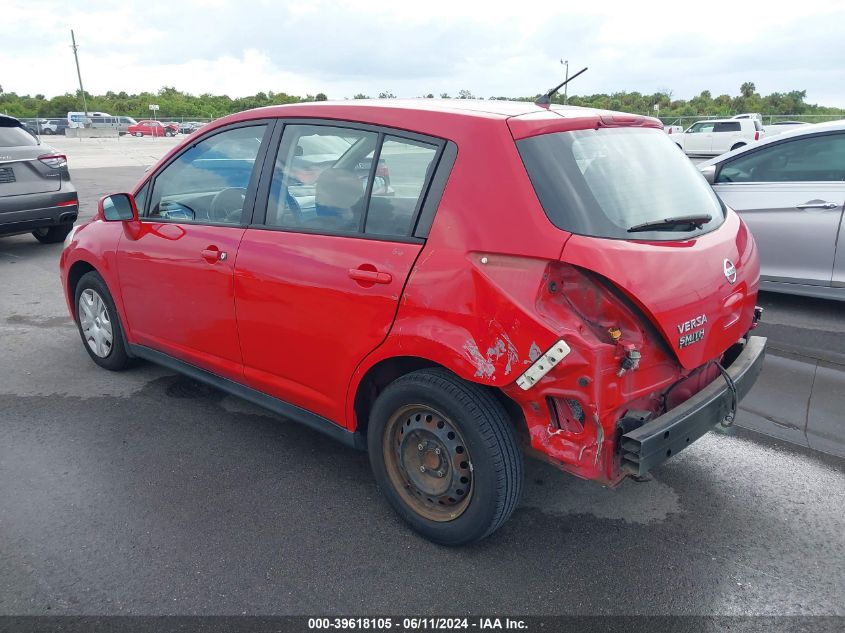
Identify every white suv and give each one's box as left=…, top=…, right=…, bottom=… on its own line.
left=671, top=118, right=764, bottom=156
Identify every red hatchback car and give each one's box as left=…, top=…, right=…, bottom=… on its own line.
left=60, top=100, right=766, bottom=544
left=127, top=120, right=178, bottom=137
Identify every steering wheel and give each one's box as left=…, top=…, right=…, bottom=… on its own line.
left=209, top=187, right=247, bottom=223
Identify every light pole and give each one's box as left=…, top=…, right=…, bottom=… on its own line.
left=70, top=30, right=89, bottom=122
left=560, top=59, right=569, bottom=105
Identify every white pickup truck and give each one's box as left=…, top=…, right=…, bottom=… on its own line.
left=668, top=118, right=764, bottom=156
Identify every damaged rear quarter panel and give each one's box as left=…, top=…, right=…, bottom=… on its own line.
left=346, top=118, right=569, bottom=426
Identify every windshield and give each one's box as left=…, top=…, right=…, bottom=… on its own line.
left=517, top=127, right=725, bottom=240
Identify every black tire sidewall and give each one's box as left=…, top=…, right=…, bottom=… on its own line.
left=32, top=223, right=73, bottom=244
left=74, top=271, right=131, bottom=371
left=368, top=371, right=521, bottom=545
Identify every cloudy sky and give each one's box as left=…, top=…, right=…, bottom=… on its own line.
left=3, top=0, right=844, bottom=105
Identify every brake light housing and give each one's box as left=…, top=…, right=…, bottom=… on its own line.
left=38, top=154, right=67, bottom=169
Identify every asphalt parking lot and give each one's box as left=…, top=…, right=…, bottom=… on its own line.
left=1, top=140, right=844, bottom=616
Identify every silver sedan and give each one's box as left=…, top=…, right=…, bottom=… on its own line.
left=698, top=121, right=845, bottom=301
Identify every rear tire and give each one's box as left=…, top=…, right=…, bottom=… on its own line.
left=32, top=223, right=73, bottom=244
left=74, top=271, right=133, bottom=371
left=134, top=132, right=143, bottom=137
left=731, top=142, right=746, bottom=151
left=368, top=368, right=524, bottom=545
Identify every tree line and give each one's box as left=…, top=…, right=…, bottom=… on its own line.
left=1, top=82, right=841, bottom=121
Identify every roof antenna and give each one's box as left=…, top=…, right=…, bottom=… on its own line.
left=535, top=67, right=588, bottom=106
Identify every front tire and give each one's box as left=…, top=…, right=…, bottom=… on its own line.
left=32, top=223, right=73, bottom=244
left=74, top=271, right=133, bottom=371
left=134, top=132, right=143, bottom=137
left=368, top=368, right=523, bottom=545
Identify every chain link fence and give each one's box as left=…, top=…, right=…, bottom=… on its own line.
left=659, top=113, right=845, bottom=128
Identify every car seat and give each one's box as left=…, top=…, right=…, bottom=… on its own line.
left=310, top=168, right=363, bottom=231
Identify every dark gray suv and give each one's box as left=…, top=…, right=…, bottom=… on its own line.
left=0, top=115, right=78, bottom=243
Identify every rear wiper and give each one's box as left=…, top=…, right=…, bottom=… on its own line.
left=627, top=214, right=712, bottom=233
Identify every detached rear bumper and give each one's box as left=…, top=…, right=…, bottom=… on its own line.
left=620, top=336, right=766, bottom=476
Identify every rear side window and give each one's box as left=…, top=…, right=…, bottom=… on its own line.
left=716, top=133, right=845, bottom=183
left=365, top=136, right=437, bottom=237
left=714, top=122, right=741, bottom=132
left=265, top=125, right=437, bottom=238
left=517, top=127, right=725, bottom=241
left=0, top=126, right=38, bottom=147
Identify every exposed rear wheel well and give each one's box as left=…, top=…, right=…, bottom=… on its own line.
left=67, top=261, right=97, bottom=317
left=353, top=357, right=528, bottom=444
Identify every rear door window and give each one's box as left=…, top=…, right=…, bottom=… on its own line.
left=714, top=122, right=741, bottom=133
left=689, top=122, right=715, bottom=134
left=365, top=136, right=438, bottom=237
left=716, top=133, right=845, bottom=183
left=0, top=126, right=38, bottom=147
left=265, top=124, right=378, bottom=233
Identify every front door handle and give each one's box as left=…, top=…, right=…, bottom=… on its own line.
left=201, top=246, right=228, bottom=263
left=796, top=201, right=838, bottom=210
left=348, top=268, right=392, bottom=284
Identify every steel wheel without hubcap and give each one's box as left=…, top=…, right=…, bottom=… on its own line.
left=383, top=404, right=473, bottom=521
left=78, top=289, right=113, bottom=358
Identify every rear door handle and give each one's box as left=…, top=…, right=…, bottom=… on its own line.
left=796, top=201, right=838, bottom=210
left=201, top=246, right=228, bottom=263
left=348, top=268, right=392, bottom=284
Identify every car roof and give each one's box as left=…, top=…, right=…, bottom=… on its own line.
left=249, top=98, right=657, bottom=123
left=699, top=119, right=845, bottom=167
left=205, top=99, right=662, bottom=142
left=249, top=99, right=577, bottom=119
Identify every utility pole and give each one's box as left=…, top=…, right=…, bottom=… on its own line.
left=560, top=59, right=570, bottom=105
left=70, top=30, right=89, bottom=120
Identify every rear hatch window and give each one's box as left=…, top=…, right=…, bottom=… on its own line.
left=517, top=127, right=725, bottom=241
left=0, top=125, right=39, bottom=147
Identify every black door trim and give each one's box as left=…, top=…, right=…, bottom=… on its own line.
left=128, top=344, right=367, bottom=451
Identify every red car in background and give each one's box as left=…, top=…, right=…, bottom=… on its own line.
left=127, top=120, right=178, bottom=137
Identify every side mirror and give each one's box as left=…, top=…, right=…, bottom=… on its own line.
left=100, top=193, right=138, bottom=222
left=700, top=165, right=717, bottom=185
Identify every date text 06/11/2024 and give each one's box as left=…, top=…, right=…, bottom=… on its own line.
left=307, top=618, right=528, bottom=630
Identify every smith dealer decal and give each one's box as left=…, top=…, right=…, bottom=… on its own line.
left=677, top=314, right=707, bottom=349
